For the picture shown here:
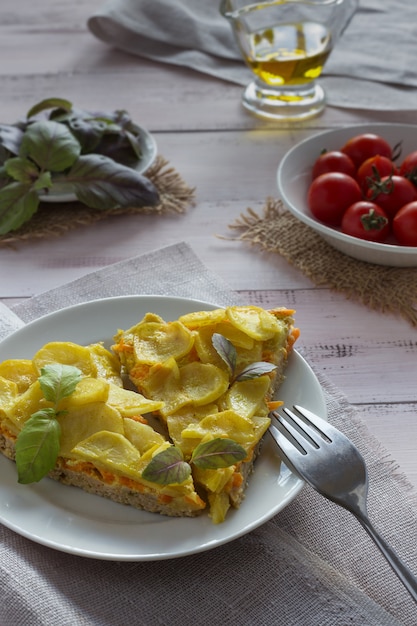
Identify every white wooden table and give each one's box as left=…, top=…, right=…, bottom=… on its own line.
left=1, top=0, right=416, bottom=490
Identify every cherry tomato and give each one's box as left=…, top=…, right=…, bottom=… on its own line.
left=356, top=155, right=398, bottom=194
left=341, top=133, right=392, bottom=168
left=308, top=172, right=362, bottom=227
left=341, top=201, right=390, bottom=243
left=393, top=201, right=417, bottom=246
left=399, top=150, right=417, bottom=185
left=312, top=150, right=356, bottom=180
left=366, top=175, right=417, bottom=219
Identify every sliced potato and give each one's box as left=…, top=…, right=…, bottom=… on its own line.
left=226, top=306, right=280, bottom=341
left=0, top=359, right=37, bottom=393
left=107, top=383, right=164, bottom=416
left=60, top=377, right=110, bottom=409
left=123, top=418, right=166, bottom=454
left=226, top=375, right=270, bottom=420
left=181, top=409, right=255, bottom=446
left=58, top=403, right=124, bottom=456
left=5, top=381, right=48, bottom=429
left=88, top=343, right=122, bottom=386
left=72, top=430, right=142, bottom=478
left=180, top=362, right=229, bottom=406
left=178, top=308, right=226, bottom=328
left=32, top=342, right=96, bottom=377
left=132, top=321, right=194, bottom=365
left=0, top=376, right=19, bottom=411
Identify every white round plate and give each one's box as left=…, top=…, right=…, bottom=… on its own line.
left=277, top=123, right=417, bottom=267
left=0, top=295, right=326, bottom=561
left=39, top=124, right=157, bottom=203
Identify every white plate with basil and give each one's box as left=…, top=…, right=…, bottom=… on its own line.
left=0, top=295, right=326, bottom=561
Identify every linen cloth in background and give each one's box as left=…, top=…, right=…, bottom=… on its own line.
left=87, top=0, right=417, bottom=111
left=0, top=242, right=416, bottom=625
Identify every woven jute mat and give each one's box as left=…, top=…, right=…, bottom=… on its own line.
left=0, top=156, right=195, bottom=246
left=229, top=198, right=417, bottom=327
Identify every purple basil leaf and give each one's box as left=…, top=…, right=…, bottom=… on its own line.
left=191, top=437, right=246, bottom=470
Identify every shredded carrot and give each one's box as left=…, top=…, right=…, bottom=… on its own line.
left=130, top=363, right=151, bottom=382
left=267, top=400, right=283, bottom=411
left=113, top=339, right=134, bottom=354
left=119, top=476, right=146, bottom=492
left=125, top=414, right=148, bottom=424
left=231, top=472, right=244, bottom=489
left=158, top=494, right=173, bottom=504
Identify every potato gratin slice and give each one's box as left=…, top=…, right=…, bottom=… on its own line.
left=0, top=305, right=298, bottom=523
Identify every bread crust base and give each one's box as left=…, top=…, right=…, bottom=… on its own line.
left=0, top=429, right=203, bottom=518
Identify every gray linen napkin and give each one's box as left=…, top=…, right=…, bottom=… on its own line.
left=87, top=0, right=417, bottom=111
left=0, top=242, right=416, bottom=625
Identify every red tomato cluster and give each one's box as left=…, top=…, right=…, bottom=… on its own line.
left=307, top=133, right=417, bottom=246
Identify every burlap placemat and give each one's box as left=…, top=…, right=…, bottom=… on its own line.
left=229, top=198, right=417, bottom=327
left=0, top=156, right=195, bottom=246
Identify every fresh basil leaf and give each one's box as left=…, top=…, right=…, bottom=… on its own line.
left=125, top=129, right=143, bottom=161
left=212, top=333, right=236, bottom=376
left=191, top=438, right=247, bottom=470
left=33, top=171, right=53, bottom=192
left=65, top=117, right=110, bottom=154
left=94, top=133, right=140, bottom=167
left=15, top=409, right=61, bottom=484
left=0, top=124, right=24, bottom=157
left=26, top=98, right=73, bottom=119
left=236, top=362, right=277, bottom=382
left=39, top=363, right=82, bottom=405
left=68, top=154, right=159, bottom=209
left=19, top=120, right=81, bottom=172
left=142, top=447, right=191, bottom=485
left=0, top=183, right=39, bottom=234
left=5, top=157, right=40, bottom=184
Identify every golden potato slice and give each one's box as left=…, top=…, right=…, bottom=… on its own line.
left=226, top=375, right=270, bottom=420
left=0, top=376, right=19, bottom=410
left=181, top=409, right=255, bottom=446
left=72, top=430, right=142, bottom=479
left=107, top=384, right=164, bottom=416
left=59, top=377, right=110, bottom=409
left=132, top=321, right=194, bottom=365
left=166, top=404, right=219, bottom=456
left=213, top=322, right=255, bottom=350
left=140, top=357, right=189, bottom=417
left=0, top=359, right=37, bottom=393
left=180, top=362, right=229, bottom=406
left=252, top=415, right=272, bottom=441
left=207, top=491, right=231, bottom=524
left=226, top=306, right=280, bottom=341
left=178, top=308, right=226, bottom=329
left=193, top=325, right=228, bottom=368
left=5, top=381, right=48, bottom=429
left=193, top=465, right=235, bottom=494
left=57, top=403, right=124, bottom=456
left=123, top=418, right=166, bottom=455
left=32, top=342, right=96, bottom=377
left=88, top=343, right=122, bottom=386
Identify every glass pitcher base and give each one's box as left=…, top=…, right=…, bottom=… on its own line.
left=242, top=81, right=326, bottom=121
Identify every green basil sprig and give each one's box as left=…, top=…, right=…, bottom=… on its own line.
left=0, top=97, right=160, bottom=235
left=15, top=363, right=82, bottom=484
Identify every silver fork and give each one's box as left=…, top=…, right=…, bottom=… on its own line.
left=269, top=405, right=417, bottom=603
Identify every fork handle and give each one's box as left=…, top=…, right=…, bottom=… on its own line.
left=355, top=511, right=417, bottom=603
